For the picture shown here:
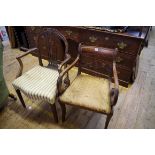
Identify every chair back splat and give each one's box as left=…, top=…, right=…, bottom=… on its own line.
left=37, top=28, right=69, bottom=67
left=78, top=43, right=117, bottom=79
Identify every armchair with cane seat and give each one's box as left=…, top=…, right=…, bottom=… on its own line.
left=58, top=43, right=119, bottom=128
left=12, top=28, right=71, bottom=123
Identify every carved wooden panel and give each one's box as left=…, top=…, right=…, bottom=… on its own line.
left=24, top=27, right=66, bottom=63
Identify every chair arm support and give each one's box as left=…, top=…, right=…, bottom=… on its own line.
left=58, top=54, right=71, bottom=73
left=16, top=48, right=38, bottom=78
left=113, top=61, right=119, bottom=90
left=110, top=61, right=119, bottom=106
left=57, top=56, right=79, bottom=94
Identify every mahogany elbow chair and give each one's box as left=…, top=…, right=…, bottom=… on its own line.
left=12, top=28, right=71, bottom=123
left=58, top=43, right=119, bottom=128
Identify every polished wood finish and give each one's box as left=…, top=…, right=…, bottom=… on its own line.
left=58, top=44, right=119, bottom=128
left=15, top=89, right=26, bottom=108
left=22, top=26, right=151, bottom=87
left=50, top=104, right=58, bottom=123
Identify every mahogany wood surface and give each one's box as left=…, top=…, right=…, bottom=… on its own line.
left=22, top=26, right=151, bottom=87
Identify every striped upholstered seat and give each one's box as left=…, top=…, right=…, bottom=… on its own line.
left=13, top=65, right=59, bottom=104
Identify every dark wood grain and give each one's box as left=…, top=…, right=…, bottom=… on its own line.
left=23, top=26, right=151, bottom=87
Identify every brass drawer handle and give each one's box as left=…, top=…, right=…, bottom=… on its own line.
left=117, top=42, right=127, bottom=49
left=65, top=30, right=72, bottom=36
left=116, top=57, right=123, bottom=63
left=89, top=36, right=97, bottom=43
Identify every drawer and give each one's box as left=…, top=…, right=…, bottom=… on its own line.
left=79, top=29, right=142, bottom=56
left=116, top=66, right=132, bottom=83
left=82, top=51, right=135, bottom=70
left=80, top=55, right=132, bottom=83
left=54, top=27, right=80, bottom=42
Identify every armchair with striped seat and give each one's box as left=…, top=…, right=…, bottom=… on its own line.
left=12, top=28, right=71, bottom=123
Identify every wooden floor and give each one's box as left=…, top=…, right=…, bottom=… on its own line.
left=1, top=27, right=155, bottom=129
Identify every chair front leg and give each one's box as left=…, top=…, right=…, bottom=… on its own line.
left=59, top=101, right=66, bottom=122
left=104, top=112, right=113, bottom=129
left=15, top=89, right=26, bottom=108
left=50, top=104, right=58, bottom=123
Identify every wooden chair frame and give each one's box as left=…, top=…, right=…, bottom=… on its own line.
left=14, top=28, right=71, bottom=123
left=58, top=43, right=119, bottom=128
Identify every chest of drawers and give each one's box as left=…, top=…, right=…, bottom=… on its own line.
left=24, top=26, right=148, bottom=87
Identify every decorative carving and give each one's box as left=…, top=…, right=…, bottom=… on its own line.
left=117, top=42, right=127, bottom=49
left=116, top=56, right=123, bottom=63
left=65, top=30, right=72, bottom=36
left=89, top=36, right=97, bottom=43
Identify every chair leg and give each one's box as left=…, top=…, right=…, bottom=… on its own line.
left=104, top=113, right=113, bottom=129
left=50, top=104, right=58, bottom=123
left=9, top=93, right=17, bottom=100
left=15, top=89, right=26, bottom=108
left=60, top=102, right=66, bottom=122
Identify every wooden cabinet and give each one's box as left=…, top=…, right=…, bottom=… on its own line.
left=23, top=26, right=150, bottom=87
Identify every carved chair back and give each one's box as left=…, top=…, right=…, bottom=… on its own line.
left=78, top=44, right=117, bottom=79
left=37, top=28, right=68, bottom=67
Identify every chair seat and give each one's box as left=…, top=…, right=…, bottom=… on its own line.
left=59, top=74, right=111, bottom=114
left=13, top=65, right=59, bottom=104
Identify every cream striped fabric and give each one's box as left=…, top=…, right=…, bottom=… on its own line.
left=12, top=65, right=59, bottom=104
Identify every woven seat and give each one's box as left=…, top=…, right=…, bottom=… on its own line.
left=13, top=65, right=59, bottom=104
left=60, top=74, right=111, bottom=114
left=58, top=44, right=119, bottom=128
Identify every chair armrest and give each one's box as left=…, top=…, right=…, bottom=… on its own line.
left=57, top=55, right=79, bottom=94
left=58, top=54, right=71, bottom=73
left=20, top=47, right=29, bottom=52
left=16, top=48, right=38, bottom=78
